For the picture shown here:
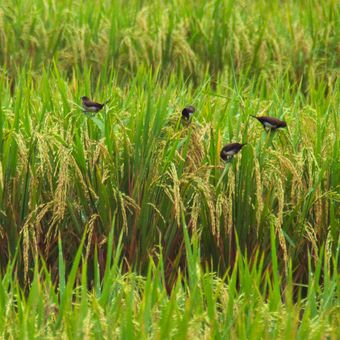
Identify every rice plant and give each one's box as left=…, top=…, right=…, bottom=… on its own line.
left=0, top=225, right=339, bottom=338
left=0, top=0, right=339, bottom=338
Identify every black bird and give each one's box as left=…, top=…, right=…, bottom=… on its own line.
left=220, top=143, right=247, bottom=162
left=81, top=96, right=109, bottom=113
left=182, top=105, right=195, bottom=122
left=251, top=115, right=287, bottom=131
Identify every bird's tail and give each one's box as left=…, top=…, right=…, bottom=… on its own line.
left=250, top=115, right=258, bottom=119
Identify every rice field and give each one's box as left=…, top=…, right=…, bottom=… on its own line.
left=0, top=0, right=339, bottom=338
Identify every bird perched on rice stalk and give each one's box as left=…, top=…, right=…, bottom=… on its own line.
left=181, top=105, right=195, bottom=124
left=251, top=115, right=287, bottom=131
left=220, top=143, right=247, bottom=162
left=81, top=96, right=110, bottom=113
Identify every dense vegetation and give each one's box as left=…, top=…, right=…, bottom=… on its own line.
left=0, top=0, right=339, bottom=338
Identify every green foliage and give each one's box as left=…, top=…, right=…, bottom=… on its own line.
left=0, top=0, right=338, bottom=85
left=0, top=66, right=338, bottom=285
left=0, top=230, right=339, bottom=338
left=0, top=0, right=339, bottom=337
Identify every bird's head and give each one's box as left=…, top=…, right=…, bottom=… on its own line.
left=81, top=96, right=89, bottom=102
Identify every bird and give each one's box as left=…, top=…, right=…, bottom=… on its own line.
left=81, top=96, right=110, bottom=113
left=182, top=105, right=196, bottom=122
left=220, top=143, right=247, bottom=162
left=251, top=115, right=287, bottom=131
